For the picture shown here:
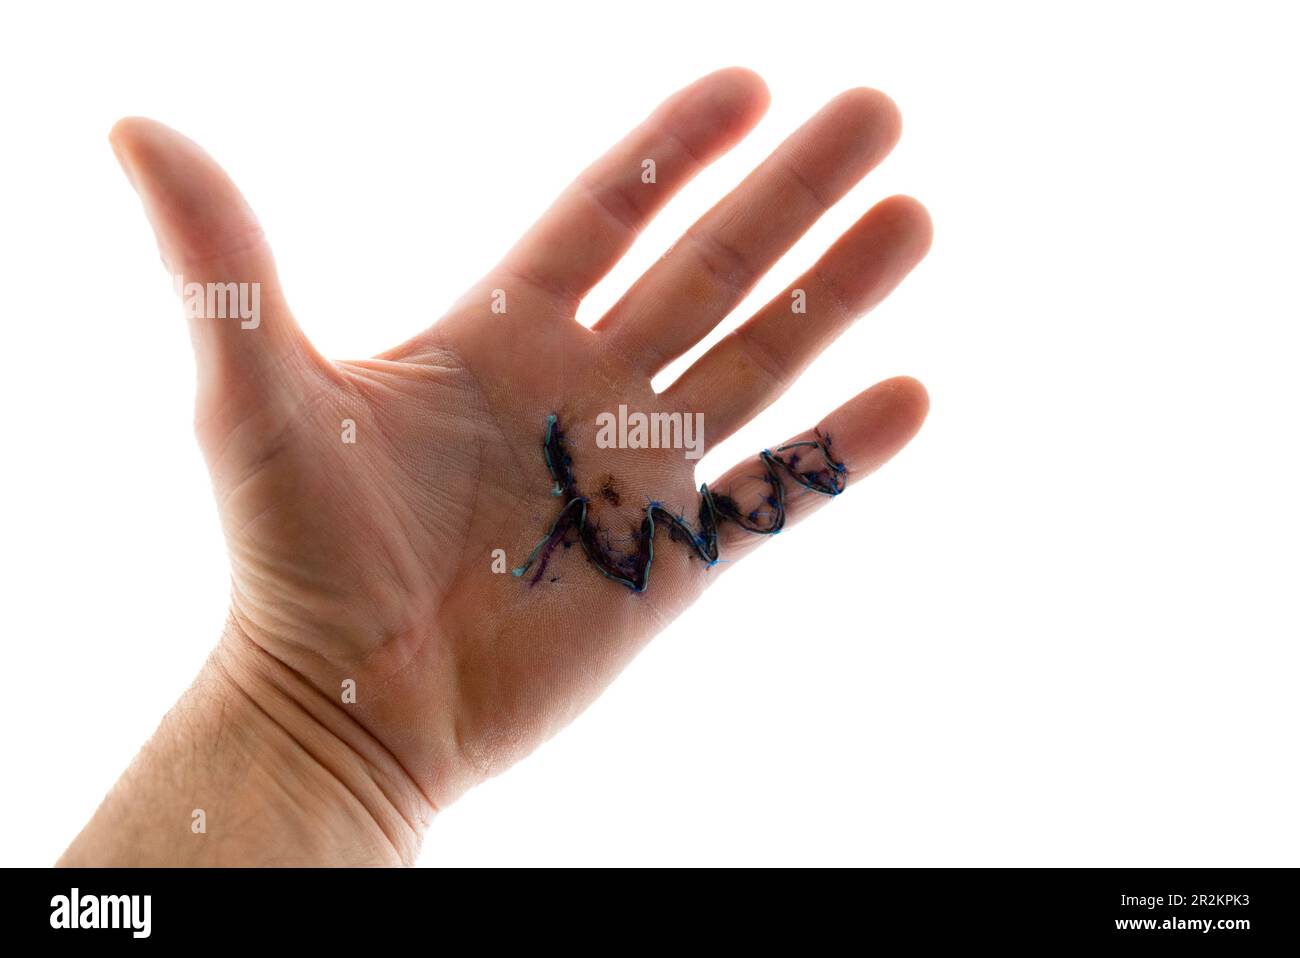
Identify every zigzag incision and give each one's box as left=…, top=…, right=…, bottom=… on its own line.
left=512, top=414, right=848, bottom=592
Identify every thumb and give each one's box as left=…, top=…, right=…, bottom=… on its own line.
left=109, top=117, right=321, bottom=432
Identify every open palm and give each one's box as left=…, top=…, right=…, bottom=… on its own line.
left=110, top=68, right=932, bottom=812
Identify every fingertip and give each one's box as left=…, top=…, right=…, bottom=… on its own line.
left=108, top=117, right=208, bottom=209
left=879, top=193, right=929, bottom=220
left=829, top=376, right=930, bottom=475
left=681, top=66, right=771, bottom=134
left=877, top=375, right=930, bottom=426
left=109, top=115, right=157, bottom=144
left=107, top=116, right=268, bottom=274
left=795, top=86, right=902, bottom=183
left=707, top=66, right=772, bottom=115
left=875, top=194, right=934, bottom=257
left=108, top=116, right=190, bottom=164
left=834, top=86, right=903, bottom=146
left=657, top=68, right=771, bottom=169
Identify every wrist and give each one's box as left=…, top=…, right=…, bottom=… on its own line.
left=208, top=619, right=438, bottom=864
left=59, top=618, right=435, bottom=867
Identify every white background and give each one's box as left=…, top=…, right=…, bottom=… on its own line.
left=2, top=1, right=1297, bottom=866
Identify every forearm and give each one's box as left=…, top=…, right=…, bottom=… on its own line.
left=58, top=621, right=435, bottom=867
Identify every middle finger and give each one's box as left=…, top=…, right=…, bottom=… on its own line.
left=594, top=87, right=901, bottom=374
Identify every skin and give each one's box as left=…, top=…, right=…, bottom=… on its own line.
left=60, top=68, right=932, bottom=866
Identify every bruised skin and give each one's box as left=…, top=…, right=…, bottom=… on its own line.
left=598, top=474, right=621, bottom=507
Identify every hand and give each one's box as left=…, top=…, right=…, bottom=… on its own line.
left=68, top=68, right=931, bottom=865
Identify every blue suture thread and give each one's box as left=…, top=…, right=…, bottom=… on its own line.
left=512, top=415, right=848, bottom=593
